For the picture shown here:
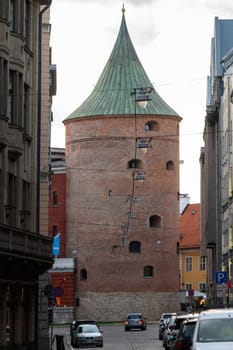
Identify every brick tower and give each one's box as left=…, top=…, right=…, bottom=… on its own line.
left=63, top=8, right=182, bottom=321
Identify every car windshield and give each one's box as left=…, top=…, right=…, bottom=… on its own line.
left=128, top=314, right=141, bottom=319
left=181, top=323, right=196, bottom=337
left=167, top=316, right=177, bottom=327
left=78, top=325, right=99, bottom=333
left=197, top=318, right=233, bottom=342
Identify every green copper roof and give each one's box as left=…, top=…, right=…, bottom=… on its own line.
left=65, top=11, right=179, bottom=120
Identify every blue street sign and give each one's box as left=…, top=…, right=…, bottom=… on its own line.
left=53, top=233, right=61, bottom=257
left=54, top=286, right=64, bottom=297
left=216, top=271, right=227, bottom=284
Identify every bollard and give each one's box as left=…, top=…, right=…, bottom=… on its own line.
left=55, top=335, right=64, bottom=350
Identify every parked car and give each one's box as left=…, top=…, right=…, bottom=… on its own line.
left=191, top=308, right=233, bottom=349
left=124, top=313, right=147, bottom=331
left=160, top=312, right=177, bottom=323
left=159, top=313, right=177, bottom=340
left=172, top=317, right=198, bottom=350
left=163, top=313, right=199, bottom=350
left=72, top=323, right=103, bottom=348
left=70, top=320, right=98, bottom=346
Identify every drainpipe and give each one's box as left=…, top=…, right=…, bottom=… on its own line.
left=37, top=0, right=53, bottom=235
left=37, top=3, right=53, bottom=349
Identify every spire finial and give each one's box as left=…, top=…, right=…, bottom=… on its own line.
left=122, top=3, right=126, bottom=14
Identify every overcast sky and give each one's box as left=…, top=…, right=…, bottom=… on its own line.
left=50, top=0, right=233, bottom=203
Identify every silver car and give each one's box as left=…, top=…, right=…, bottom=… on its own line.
left=124, top=313, right=147, bottom=331
left=73, top=323, right=103, bottom=348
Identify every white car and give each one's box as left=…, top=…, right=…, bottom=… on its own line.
left=191, top=308, right=233, bottom=350
left=73, top=323, right=103, bottom=348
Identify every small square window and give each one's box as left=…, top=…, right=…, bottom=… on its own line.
left=53, top=191, right=58, bottom=206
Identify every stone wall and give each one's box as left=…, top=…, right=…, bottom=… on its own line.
left=73, top=291, right=180, bottom=322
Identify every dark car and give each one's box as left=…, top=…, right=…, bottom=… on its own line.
left=163, top=313, right=198, bottom=350
left=70, top=320, right=98, bottom=346
left=124, top=313, right=147, bottom=331
left=72, top=323, right=103, bottom=348
left=172, top=318, right=198, bottom=350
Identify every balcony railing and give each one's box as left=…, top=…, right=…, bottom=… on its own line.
left=0, top=223, right=53, bottom=264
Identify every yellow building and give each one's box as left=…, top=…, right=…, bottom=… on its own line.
left=180, top=204, right=206, bottom=308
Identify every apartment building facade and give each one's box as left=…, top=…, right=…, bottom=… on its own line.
left=0, top=1, right=54, bottom=349
left=201, top=17, right=233, bottom=306
left=179, top=203, right=206, bottom=309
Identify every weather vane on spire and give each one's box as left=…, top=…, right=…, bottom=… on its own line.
left=122, top=3, right=126, bottom=13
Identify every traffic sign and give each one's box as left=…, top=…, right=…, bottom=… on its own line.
left=54, top=286, right=64, bottom=297
left=216, top=271, right=227, bottom=284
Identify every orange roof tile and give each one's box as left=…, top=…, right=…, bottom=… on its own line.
left=179, top=203, right=200, bottom=248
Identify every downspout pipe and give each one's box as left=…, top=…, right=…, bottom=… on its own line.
left=37, top=0, right=53, bottom=235
left=36, top=2, right=52, bottom=350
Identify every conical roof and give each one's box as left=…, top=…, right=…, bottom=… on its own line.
left=65, top=9, right=179, bottom=120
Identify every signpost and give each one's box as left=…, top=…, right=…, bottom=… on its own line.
left=215, top=271, right=228, bottom=305
left=215, top=271, right=227, bottom=284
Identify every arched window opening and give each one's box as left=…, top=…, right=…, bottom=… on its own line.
left=128, top=159, right=143, bottom=169
left=149, top=215, right=161, bottom=228
left=129, top=241, right=141, bottom=253
left=144, top=265, right=153, bottom=278
left=166, top=160, right=174, bottom=170
left=145, top=121, right=159, bottom=131
left=80, top=268, right=87, bottom=281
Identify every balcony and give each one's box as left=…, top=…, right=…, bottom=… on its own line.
left=8, top=125, right=23, bottom=160
left=0, top=223, right=53, bottom=281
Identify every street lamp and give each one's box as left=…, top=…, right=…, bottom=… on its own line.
left=132, top=86, right=154, bottom=108
left=137, top=137, right=152, bottom=153
left=120, top=86, right=154, bottom=246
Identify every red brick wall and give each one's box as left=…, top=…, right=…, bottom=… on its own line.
left=49, top=173, right=66, bottom=257
left=49, top=271, right=75, bottom=307
left=64, top=114, right=181, bottom=295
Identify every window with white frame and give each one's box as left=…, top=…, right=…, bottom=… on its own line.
left=185, top=283, right=192, bottom=290
left=199, top=256, right=206, bottom=271
left=185, top=256, right=192, bottom=271
left=199, top=282, right=206, bottom=292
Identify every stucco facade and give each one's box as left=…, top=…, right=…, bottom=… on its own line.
left=0, top=1, right=54, bottom=349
